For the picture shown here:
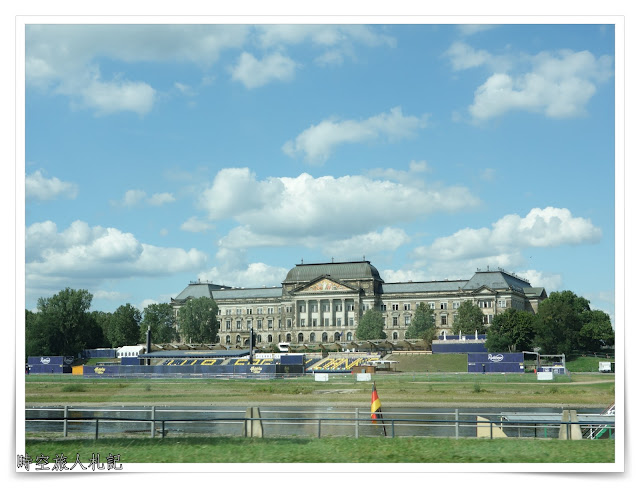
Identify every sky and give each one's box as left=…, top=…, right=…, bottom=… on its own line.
left=22, top=22, right=617, bottom=323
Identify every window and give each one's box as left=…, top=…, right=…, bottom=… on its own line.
left=498, top=299, right=507, bottom=308
left=268, top=334, right=273, bottom=343
left=257, top=319, right=262, bottom=329
left=299, top=305, right=305, bottom=313
left=247, top=319, right=252, bottom=329
left=349, top=317, right=354, bottom=326
left=324, top=318, right=329, bottom=327
left=236, top=335, right=241, bottom=343
left=483, top=314, right=493, bottom=325
left=393, top=332, right=398, bottom=340
left=346, top=332, right=353, bottom=341
left=257, top=307, right=263, bottom=314
left=310, top=333, right=316, bottom=343
left=404, top=303, right=411, bottom=311
left=278, top=319, right=282, bottom=329
left=297, top=333, right=304, bottom=342
left=278, top=307, right=282, bottom=314
left=268, top=319, right=273, bottom=329
left=225, top=335, right=231, bottom=344
left=287, top=318, right=292, bottom=328
left=347, top=304, right=355, bottom=311
left=335, top=304, right=343, bottom=312
left=393, top=317, right=398, bottom=326
left=286, top=333, right=291, bottom=342
left=300, top=319, right=306, bottom=327
left=267, top=307, right=274, bottom=314
left=236, top=320, right=241, bottom=330
left=428, top=302, right=435, bottom=310
left=381, top=304, right=387, bottom=312
left=225, top=309, right=232, bottom=315
left=236, top=308, right=242, bottom=315
left=247, top=308, right=252, bottom=315
left=453, top=302, right=460, bottom=309
left=312, top=304, right=318, bottom=313
left=312, top=319, right=317, bottom=327
left=441, top=314, right=448, bottom=326
left=286, top=306, right=292, bottom=313
left=392, top=304, right=399, bottom=311
left=322, top=332, right=328, bottom=342
left=323, top=304, right=330, bottom=312
left=405, top=315, right=411, bottom=325
left=440, top=302, right=447, bottom=310
left=257, top=334, right=262, bottom=343
left=225, top=320, right=231, bottom=330
left=337, top=318, right=342, bottom=327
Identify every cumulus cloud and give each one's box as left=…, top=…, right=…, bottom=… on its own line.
left=25, top=24, right=248, bottom=115
left=198, top=248, right=287, bottom=288
left=199, top=168, right=480, bottom=242
left=283, top=107, right=428, bottom=164
left=26, top=170, right=78, bottom=201
left=255, top=25, right=396, bottom=50
left=113, top=190, right=176, bottom=207
left=26, top=220, right=207, bottom=290
left=446, top=43, right=614, bottom=121
left=322, top=228, right=411, bottom=258
left=230, top=52, right=298, bottom=89
left=181, top=217, right=214, bottom=233
left=416, top=207, right=601, bottom=264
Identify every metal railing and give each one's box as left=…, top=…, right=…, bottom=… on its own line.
left=25, top=407, right=615, bottom=441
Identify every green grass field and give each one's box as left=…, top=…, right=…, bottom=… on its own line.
left=22, top=436, right=614, bottom=464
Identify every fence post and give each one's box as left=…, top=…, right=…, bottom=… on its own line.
left=318, top=419, right=321, bottom=438
left=63, top=406, right=68, bottom=438
left=95, top=419, right=99, bottom=440
left=455, top=409, right=459, bottom=440
left=355, top=408, right=359, bottom=439
left=391, top=419, right=395, bottom=438
left=151, top=406, right=156, bottom=438
left=490, top=420, right=493, bottom=440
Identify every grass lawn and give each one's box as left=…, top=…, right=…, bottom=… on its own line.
left=22, top=436, right=615, bottom=464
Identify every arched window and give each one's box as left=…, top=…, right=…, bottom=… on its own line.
left=297, top=333, right=304, bottom=343
left=226, top=335, right=231, bottom=344
left=392, top=331, right=398, bottom=340
left=215, top=335, right=220, bottom=343
left=346, top=332, right=353, bottom=341
left=334, top=332, right=341, bottom=341
left=257, top=335, right=262, bottom=343
left=267, top=334, right=273, bottom=343
left=286, top=333, right=291, bottom=342
left=310, top=332, right=316, bottom=343
left=236, top=335, right=241, bottom=343
left=322, top=332, right=328, bottom=342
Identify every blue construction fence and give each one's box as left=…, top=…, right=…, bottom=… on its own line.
left=467, top=352, right=524, bottom=373
left=83, top=363, right=278, bottom=378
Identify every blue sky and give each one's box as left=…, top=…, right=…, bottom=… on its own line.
left=23, top=23, right=616, bottom=322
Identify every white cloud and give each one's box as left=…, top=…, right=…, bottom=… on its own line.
left=283, top=107, right=428, bottom=164
left=113, top=190, right=176, bottom=207
left=256, top=25, right=396, bottom=50
left=181, top=217, right=214, bottom=233
left=457, top=25, right=497, bottom=36
left=147, top=192, right=176, bottom=206
left=322, top=228, right=411, bottom=259
left=199, top=168, right=480, bottom=243
left=416, top=207, right=601, bottom=264
left=26, top=170, right=78, bottom=201
left=445, top=41, right=495, bottom=71
left=367, top=160, right=432, bottom=184
left=199, top=248, right=287, bottom=288
left=25, top=24, right=248, bottom=115
left=230, top=52, right=297, bottom=89
left=468, top=49, right=613, bottom=120
left=517, top=269, right=563, bottom=292
left=26, top=220, right=207, bottom=292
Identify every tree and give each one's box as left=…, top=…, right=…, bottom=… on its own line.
left=356, top=309, right=386, bottom=340
left=485, top=308, right=536, bottom=352
left=405, top=302, right=436, bottom=346
left=140, top=303, right=178, bottom=344
left=578, top=310, right=614, bottom=353
left=28, top=288, right=94, bottom=356
left=452, top=301, right=486, bottom=335
left=534, top=290, right=590, bottom=356
left=109, top=304, right=142, bottom=347
left=177, top=297, right=219, bottom=343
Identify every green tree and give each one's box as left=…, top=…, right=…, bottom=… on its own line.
left=534, top=290, right=590, bottom=356
left=485, top=308, right=536, bottom=352
left=356, top=309, right=387, bottom=340
left=452, top=300, right=487, bottom=335
left=28, top=288, right=94, bottom=357
left=109, top=304, right=142, bottom=347
left=177, top=297, right=219, bottom=343
left=578, top=309, right=614, bottom=353
left=141, top=303, right=178, bottom=344
left=405, top=302, right=436, bottom=346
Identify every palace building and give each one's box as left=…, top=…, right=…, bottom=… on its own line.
left=170, top=260, right=547, bottom=347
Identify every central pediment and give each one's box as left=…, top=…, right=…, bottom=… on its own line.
left=299, top=277, right=354, bottom=293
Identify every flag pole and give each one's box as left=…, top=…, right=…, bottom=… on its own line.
left=371, top=381, right=387, bottom=437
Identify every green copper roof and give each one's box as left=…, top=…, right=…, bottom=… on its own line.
left=284, top=261, right=383, bottom=283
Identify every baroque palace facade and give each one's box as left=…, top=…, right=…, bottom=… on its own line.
left=170, top=260, right=547, bottom=346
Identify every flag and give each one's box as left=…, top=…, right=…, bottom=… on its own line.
left=370, top=382, right=387, bottom=435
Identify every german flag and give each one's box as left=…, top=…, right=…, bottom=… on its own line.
left=370, top=382, right=387, bottom=435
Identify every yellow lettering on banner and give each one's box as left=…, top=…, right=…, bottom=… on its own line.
left=201, top=359, right=216, bottom=366
left=236, top=358, right=248, bottom=366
